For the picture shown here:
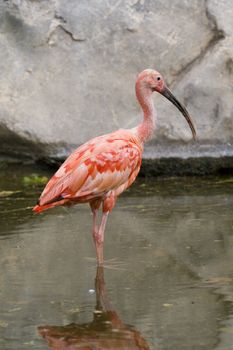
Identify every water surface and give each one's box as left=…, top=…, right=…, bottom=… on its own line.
left=0, top=164, right=233, bottom=349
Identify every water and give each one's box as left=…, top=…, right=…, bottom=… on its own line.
left=0, top=164, right=233, bottom=349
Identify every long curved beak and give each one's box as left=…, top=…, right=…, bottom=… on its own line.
left=160, top=86, right=196, bottom=140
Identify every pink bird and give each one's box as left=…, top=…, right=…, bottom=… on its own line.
left=33, top=69, right=196, bottom=265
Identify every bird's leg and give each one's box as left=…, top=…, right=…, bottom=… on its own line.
left=95, top=212, right=109, bottom=265
left=90, top=194, right=116, bottom=265
left=94, top=193, right=116, bottom=265
left=92, top=208, right=99, bottom=238
left=90, top=199, right=102, bottom=243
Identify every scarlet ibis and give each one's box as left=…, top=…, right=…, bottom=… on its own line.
left=38, top=266, right=150, bottom=349
left=33, top=69, right=196, bottom=265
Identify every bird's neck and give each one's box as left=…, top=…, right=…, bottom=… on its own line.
left=135, top=83, right=156, bottom=144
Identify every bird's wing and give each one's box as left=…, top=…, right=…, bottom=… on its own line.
left=39, top=130, right=142, bottom=206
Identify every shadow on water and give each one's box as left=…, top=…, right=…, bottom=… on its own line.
left=38, top=266, right=150, bottom=350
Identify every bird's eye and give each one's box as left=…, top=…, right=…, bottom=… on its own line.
left=157, top=76, right=161, bottom=81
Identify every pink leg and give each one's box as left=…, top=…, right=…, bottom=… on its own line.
left=90, top=194, right=116, bottom=265
left=90, top=204, right=108, bottom=265
left=94, top=212, right=109, bottom=265
left=92, top=209, right=98, bottom=238
left=90, top=199, right=101, bottom=242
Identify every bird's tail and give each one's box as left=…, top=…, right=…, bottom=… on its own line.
left=33, top=204, right=53, bottom=213
left=33, top=198, right=70, bottom=213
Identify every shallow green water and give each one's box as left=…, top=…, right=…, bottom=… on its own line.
left=1, top=164, right=233, bottom=349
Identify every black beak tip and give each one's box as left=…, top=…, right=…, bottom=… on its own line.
left=161, top=86, right=197, bottom=141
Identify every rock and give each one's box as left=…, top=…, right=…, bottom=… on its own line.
left=0, top=0, right=232, bottom=170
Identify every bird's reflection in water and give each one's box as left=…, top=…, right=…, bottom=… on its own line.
left=38, top=266, right=150, bottom=349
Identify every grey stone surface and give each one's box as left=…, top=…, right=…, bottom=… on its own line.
left=0, top=0, right=232, bottom=164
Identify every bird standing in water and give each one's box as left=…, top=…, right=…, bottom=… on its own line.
left=33, top=69, right=196, bottom=265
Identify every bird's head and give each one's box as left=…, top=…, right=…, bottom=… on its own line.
left=136, top=69, right=165, bottom=93
left=136, top=69, right=196, bottom=140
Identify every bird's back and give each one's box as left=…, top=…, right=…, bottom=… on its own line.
left=34, top=129, right=143, bottom=212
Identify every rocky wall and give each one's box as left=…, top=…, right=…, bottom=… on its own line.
left=0, top=0, right=232, bottom=172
